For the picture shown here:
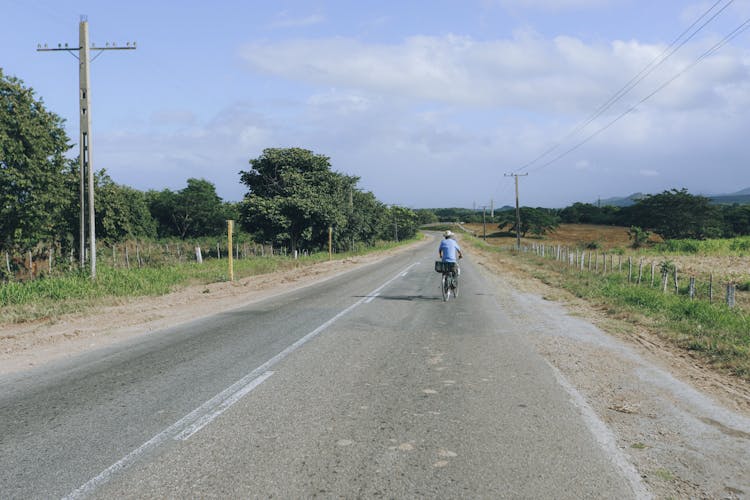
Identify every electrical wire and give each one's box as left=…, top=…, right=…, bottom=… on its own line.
left=512, top=0, right=735, bottom=175
left=525, top=16, right=750, bottom=175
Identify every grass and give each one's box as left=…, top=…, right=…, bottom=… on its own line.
left=0, top=236, right=423, bottom=325
left=461, top=228, right=750, bottom=381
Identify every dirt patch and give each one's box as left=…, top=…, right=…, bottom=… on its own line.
left=0, top=241, right=425, bottom=375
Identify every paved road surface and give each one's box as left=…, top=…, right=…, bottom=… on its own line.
left=0, top=238, right=646, bottom=498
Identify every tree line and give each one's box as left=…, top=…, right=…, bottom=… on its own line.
left=424, top=189, right=750, bottom=242
left=1, top=71, right=418, bottom=265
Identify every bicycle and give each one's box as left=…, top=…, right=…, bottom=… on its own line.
left=435, top=261, right=459, bottom=301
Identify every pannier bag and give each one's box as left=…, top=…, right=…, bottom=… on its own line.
left=435, top=261, right=457, bottom=273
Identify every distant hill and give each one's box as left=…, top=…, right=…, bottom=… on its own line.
left=595, top=188, right=750, bottom=207
left=594, top=193, right=645, bottom=207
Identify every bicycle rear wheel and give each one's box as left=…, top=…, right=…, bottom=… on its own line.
left=441, top=274, right=449, bottom=301
left=452, top=273, right=459, bottom=298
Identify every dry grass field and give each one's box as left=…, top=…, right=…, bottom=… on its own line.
left=466, top=222, right=749, bottom=285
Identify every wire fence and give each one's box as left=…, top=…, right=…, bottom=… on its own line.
left=1, top=239, right=315, bottom=282
left=513, top=243, right=747, bottom=309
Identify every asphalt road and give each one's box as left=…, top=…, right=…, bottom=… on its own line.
left=0, top=238, right=646, bottom=498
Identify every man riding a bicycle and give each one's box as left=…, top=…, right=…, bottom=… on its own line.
left=439, top=230, right=462, bottom=267
left=437, top=230, right=462, bottom=300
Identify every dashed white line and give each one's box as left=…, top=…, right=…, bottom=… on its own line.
left=64, top=261, right=418, bottom=499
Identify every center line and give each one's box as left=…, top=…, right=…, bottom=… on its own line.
left=64, top=261, right=418, bottom=499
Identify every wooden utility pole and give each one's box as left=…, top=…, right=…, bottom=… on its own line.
left=505, top=173, right=528, bottom=249
left=38, top=16, right=136, bottom=278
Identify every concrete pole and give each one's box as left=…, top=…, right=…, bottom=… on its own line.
left=79, top=18, right=96, bottom=278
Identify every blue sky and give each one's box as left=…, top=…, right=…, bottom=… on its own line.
left=3, top=0, right=750, bottom=208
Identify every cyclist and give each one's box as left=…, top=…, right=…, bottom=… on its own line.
left=439, top=230, right=462, bottom=271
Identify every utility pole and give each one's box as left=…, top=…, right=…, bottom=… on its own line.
left=482, top=206, right=487, bottom=241
left=38, top=15, right=136, bottom=278
left=504, top=173, right=528, bottom=250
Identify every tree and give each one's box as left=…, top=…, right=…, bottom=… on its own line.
left=95, top=171, right=156, bottom=242
left=0, top=70, right=74, bottom=251
left=239, top=148, right=359, bottom=252
left=624, top=189, right=722, bottom=240
left=627, top=226, right=651, bottom=248
left=146, top=179, right=227, bottom=239
left=497, top=207, right=559, bottom=237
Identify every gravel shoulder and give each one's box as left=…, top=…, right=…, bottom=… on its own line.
left=471, top=243, right=750, bottom=499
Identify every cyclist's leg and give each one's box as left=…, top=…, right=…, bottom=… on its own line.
left=441, top=273, right=448, bottom=301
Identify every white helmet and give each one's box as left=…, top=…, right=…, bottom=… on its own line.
left=444, top=230, right=453, bottom=238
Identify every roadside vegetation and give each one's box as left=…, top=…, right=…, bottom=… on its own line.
left=462, top=224, right=750, bottom=381
left=0, top=236, right=423, bottom=325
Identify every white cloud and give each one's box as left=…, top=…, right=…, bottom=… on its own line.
left=240, top=32, right=748, bottom=117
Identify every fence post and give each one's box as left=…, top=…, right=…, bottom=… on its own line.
left=603, top=253, right=607, bottom=273
left=195, top=246, right=203, bottom=264
left=28, top=251, right=33, bottom=280
left=689, top=277, right=695, bottom=300
left=650, top=262, right=655, bottom=287
left=637, top=259, right=643, bottom=285
left=628, top=256, right=632, bottom=283
left=5, top=250, right=10, bottom=275
left=709, top=273, right=714, bottom=303
left=726, top=283, right=736, bottom=308
left=662, top=270, right=669, bottom=293
left=673, top=267, right=679, bottom=294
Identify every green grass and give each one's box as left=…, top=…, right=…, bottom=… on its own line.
left=0, top=236, right=423, bottom=325
left=464, top=234, right=750, bottom=380
left=654, top=236, right=750, bottom=255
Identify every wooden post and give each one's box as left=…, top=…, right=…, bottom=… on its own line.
left=662, top=270, right=669, bottom=293
left=328, top=226, right=333, bottom=260
left=125, top=244, right=130, bottom=269
left=28, top=251, right=33, bottom=280
left=48, top=247, right=53, bottom=273
left=726, top=283, right=736, bottom=308
left=136, top=243, right=142, bottom=268
left=673, top=267, right=679, bottom=294
left=5, top=250, right=10, bottom=275
left=618, top=255, right=622, bottom=272
left=195, top=246, right=203, bottom=264
left=628, top=256, right=632, bottom=283
left=689, top=277, right=695, bottom=300
left=603, top=253, right=607, bottom=273
left=637, top=259, right=643, bottom=285
left=227, top=220, right=234, bottom=282
left=709, top=273, right=714, bottom=303
left=112, top=244, right=117, bottom=268
left=650, top=262, right=655, bottom=287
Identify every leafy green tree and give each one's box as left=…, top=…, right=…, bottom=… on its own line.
left=387, top=205, right=419, bottom=241
left=239, top=148, right=358, bottom=252
left=0, top=70, right=74, bottom=250
left=720, top=204, right=750, bottom=237
left=497, top=207, right=559, bottom=237
left=627, top=226, right=650, bottom=248
left=95, top=171, right=156, bottom=242
left=624, top=189, right=722, bottom=240
left=146, top=179, right=227, bottom=239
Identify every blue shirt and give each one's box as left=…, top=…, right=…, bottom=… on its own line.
left=439, top=238, right=461, bottom=263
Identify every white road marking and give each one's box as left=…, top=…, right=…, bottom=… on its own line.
left=175, top=371, right=275, bottom=441
left=64, top=262, right=418, bottom=499
left=544, top=360, right=652, bottom=499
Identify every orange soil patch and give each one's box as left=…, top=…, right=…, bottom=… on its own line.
left=466, top=223, right=661, bottom=250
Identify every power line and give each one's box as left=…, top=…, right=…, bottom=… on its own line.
left=525, top=15, right=750, bottom=175
left=512, top=0, right=735, bottom=175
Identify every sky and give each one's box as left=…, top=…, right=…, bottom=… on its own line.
left=2, top=0, right=750, bottom=209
